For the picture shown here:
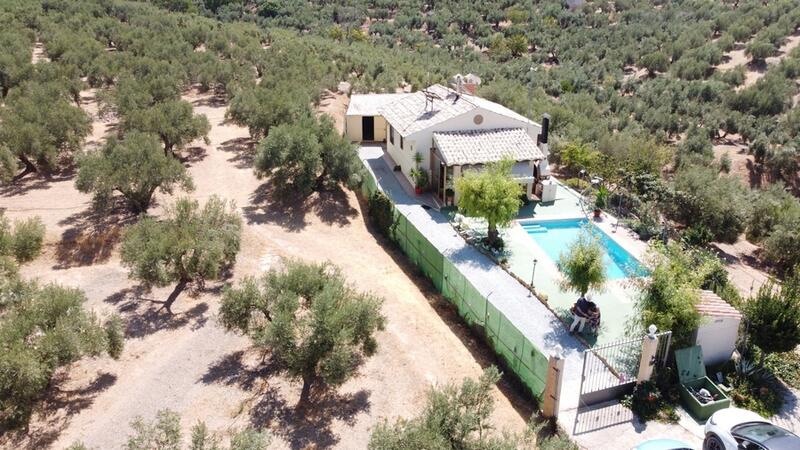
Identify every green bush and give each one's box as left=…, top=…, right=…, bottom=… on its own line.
left=633, top=242, right=725, bottom=348
left=743, top=274, right=800, bottom=365
left=747, top=183, right=800, bottom=242
left=668, top=165, right=750, bottom=243
left=368, top=191, right=396, bottom=240
left=621, top=380, right=678, bottom=423
left=765, top=350, right=800, bottom=390
left=682, top=225, right=713, bottom=247
left=762, top=222, right=800, bottom=274
left=0, top=215, right=45, bottom=264
left=629, top=201, right=661, bottom=241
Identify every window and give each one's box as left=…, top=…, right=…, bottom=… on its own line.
left=400, top=135, right=404, bottom=150
left=389, top=125, right=394, bottom=145
left=473, top=114, right=484, bottom=125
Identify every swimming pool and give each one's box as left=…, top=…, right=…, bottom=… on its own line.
left=520, top=218, right=646, bottom=279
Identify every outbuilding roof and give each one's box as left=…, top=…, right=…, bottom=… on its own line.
left=433, top=128, right=544, bottom=166
left=695, top=290, right=742, bottom=319
left=346, top=93, right=411, bottom=116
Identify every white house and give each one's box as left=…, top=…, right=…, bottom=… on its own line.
left=345, top=81, right=551, bottom=204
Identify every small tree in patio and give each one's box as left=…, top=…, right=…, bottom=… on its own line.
left=558, top=228, right=607, bottom=297
left=454, top=159, right=522, bottom=248
left=219, top=259, right=385, bottom=406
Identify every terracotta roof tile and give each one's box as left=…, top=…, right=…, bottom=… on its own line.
left=433, top=128, right=544, bottom=166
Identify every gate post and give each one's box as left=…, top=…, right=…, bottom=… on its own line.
left=637, top=325, right=659, bottom=383
left=542, top=353, right=565, bottom=418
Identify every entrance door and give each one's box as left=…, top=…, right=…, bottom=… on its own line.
left=362, top=116, right=374, bottom=141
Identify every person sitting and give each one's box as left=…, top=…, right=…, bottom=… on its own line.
left=569, top=294, right=592, bottom=334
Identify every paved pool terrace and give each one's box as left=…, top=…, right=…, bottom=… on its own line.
left=358, top=145, right=703, bottom=448
left=506, top=182, right=650, bottom=347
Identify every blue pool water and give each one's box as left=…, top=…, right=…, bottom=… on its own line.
left=520, top=219, right=646, bottom=279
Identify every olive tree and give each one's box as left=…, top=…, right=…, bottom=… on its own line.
left=254, top=114, right=362, bottom=198
left=0, top=271, right=123, bottom=429
left=0, top=31, right=33, bottom=98
left=0, top=82, right=90, bottom=180
left=123, top=100, right=210, bottom=155
left=220, top=259, right=385, bottom=405
left=668, top=165, right=750, bottom=243
left=120, top=196, right=241, bottom=309
left=76, top=132, right=194, bottom=213
left=227, top=83, right=312, bottom=138
left=454, top=159, right=522, bottom=247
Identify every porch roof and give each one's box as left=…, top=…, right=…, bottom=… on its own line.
left=433, top=128, right=544, bottom=166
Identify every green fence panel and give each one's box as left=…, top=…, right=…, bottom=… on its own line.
left=359, top=164, right=550, bottom=401
left=461, top=280, right=486, bottom=327
left=485, top=301, right=501, bottom=339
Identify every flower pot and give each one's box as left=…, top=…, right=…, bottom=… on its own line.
left=593, top=208, right=602, bottom=218
left=415, top=186, right=422, bottom=195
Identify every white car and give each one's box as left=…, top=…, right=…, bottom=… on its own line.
left=704, top=408, right=800, bottom=450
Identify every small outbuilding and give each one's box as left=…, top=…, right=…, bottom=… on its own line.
left=692, top=290, right=742, bottom=366
left=344, top=93, right=409, bottom=143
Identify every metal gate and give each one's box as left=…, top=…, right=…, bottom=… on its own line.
left=579, top=331, right=672, bottom=406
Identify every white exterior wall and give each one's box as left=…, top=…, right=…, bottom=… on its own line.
left=385, top=122, right=419, bottom=184
left=693, top=315, right=741, bottom=366
left=345, top=115, right=361, bottom=142
left=345, top=115, right=387, bottom=143
left=406, top=107, right=542, bottom=181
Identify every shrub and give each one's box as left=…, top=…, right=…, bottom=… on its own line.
left=762, top=221, right=800, bottom=274
left=746, top=183, right=800, bottom=242
left=368, top=190, right=396, bottom=240
left=621, top=380, right=678, bottom=423
left=682, top=225, right=713, bottom=247
left=632, top=242, right=720, bottom=348
left=123, top=409, right=269, bottom=450
left=629, top=201, right=661, bottom=241
left=743, top=274, right=800, bottom=366
left=669, top=165, right=750, bottom=243
left=9, top=217, right=44, bottom=263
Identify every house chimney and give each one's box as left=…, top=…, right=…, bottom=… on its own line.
left=463, top=73, right=481, bottom=95
left=537, top=113, right=550, bottom=156
left=538, top=113, right=550, bottom=144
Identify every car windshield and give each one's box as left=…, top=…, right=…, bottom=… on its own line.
left=732, top=422, right=792, bottom=443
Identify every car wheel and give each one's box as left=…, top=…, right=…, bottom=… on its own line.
left=703, top=434, right=725, bottom=450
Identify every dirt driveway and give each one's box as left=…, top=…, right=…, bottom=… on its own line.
left=0, top=89, right=531, bottom=449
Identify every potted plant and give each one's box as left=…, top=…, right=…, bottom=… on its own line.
left=593, top=185, right=608, bottom=218
left=412, top=169, right=429, bottom=195
left=444, top=178, right=455, bottom=205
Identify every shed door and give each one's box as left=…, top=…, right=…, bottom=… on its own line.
left=362, top=116, right=374, bottom=141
